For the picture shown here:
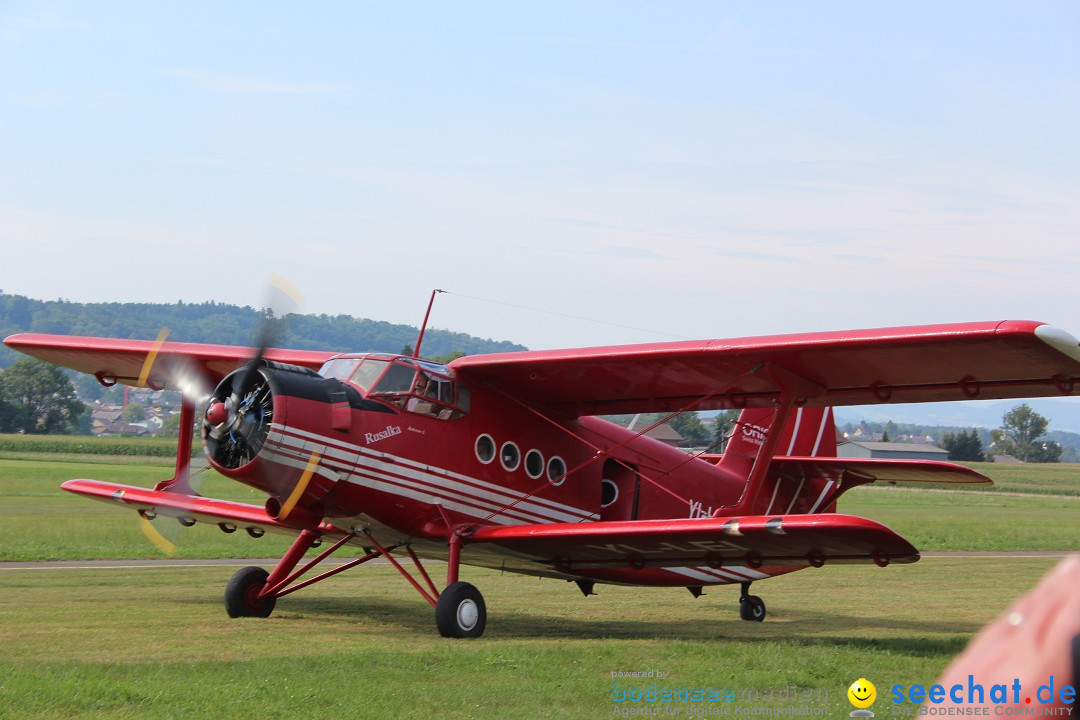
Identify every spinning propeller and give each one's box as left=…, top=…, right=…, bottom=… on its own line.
left=135, top=276, right=306, bottom=553
left=204, top=277, right=303, bottom=471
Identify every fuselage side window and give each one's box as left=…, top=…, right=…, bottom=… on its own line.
left=455, top=385, right=471, bottom=413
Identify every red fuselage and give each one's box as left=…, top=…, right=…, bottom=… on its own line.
left=205, top=355, right=780, bottom=587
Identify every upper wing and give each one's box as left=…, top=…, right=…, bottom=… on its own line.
left=3, top=333, right=336, bottom=390
left=467, top=513, right=918, bottom=569
left=451, top=320, right=1080, bottom=415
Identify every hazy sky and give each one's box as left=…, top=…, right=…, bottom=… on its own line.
left=2, top=2, right=1078, bottom=351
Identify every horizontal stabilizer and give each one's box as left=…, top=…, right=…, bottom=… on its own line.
left=467, top=513, right=918, bottom=571
left=769, top=457, right=991, bottom=485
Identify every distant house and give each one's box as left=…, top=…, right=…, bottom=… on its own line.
left=91, top=409, right=124, bottom=436
left=643, top=424, right=684, bottom=448
left=619, top=420, right=685, bottom=448
left=837, top=441, right=949, bottom=461
left=993, top=454, right=1024, bottom=464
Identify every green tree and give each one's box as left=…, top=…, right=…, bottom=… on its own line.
left=429, top=350, right=466, bottom=364
left=712, top=410, right=740, bottom=451
left=159, top=412, right=185, bottom=438
left=0, top=392, right=15, bottom=432
left=0, top=358, right=86, bottom=434
left=991, top=404, right=1062, bottom=463
left=122, top=402, right=147, bottom=424
left=883, top=421, right=898, bottom=442
left=669, top=412, right=711, bottom=445
left=71, top=404, right=93, bottom=435
left=941, top=428, right=985, bottom=461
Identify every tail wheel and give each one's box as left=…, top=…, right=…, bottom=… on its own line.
left=225, top=566, right=276, bottom=618
left=435, top=581, right=486, bottom=638
left=739, top=594, right=766, bottom=622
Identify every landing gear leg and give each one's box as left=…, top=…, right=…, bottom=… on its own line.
left=434, top=531, right=487, bottom=638
left=738, top=581, right=766, bottom=622
left=224, top=528, right=321, bottom=619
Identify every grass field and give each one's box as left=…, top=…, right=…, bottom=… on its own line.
left=0, top=558, right=1063, bottom=719
left=2, top=457, right=1077, bottom=560
left=0, top=451, right=1077, bottom=719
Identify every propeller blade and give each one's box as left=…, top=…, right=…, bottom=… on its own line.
left=232, top=275, right=307, bottom=405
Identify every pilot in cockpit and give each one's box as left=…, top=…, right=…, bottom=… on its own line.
left=406, top=374, right=437, bottom=413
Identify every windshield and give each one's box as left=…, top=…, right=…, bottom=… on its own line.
left=349, top=359, right=389, bottom=392
left=321, top=356, right=469, bottom=419
left=369, top=359, right=470, bottom=419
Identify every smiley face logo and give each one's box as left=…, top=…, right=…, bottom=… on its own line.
left=848, top=678, right=877, bottom=709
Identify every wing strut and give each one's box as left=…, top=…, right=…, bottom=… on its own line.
left=153, top=396, right=198, bottom=495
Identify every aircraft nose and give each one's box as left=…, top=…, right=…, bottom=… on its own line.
left=206, top=401, right=228, bottom=425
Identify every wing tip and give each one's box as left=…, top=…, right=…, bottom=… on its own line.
left=1034, top=324, right=1080, bottom=365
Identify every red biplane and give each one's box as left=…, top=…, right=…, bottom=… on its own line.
left=6, top=318, right=1080, bottom=637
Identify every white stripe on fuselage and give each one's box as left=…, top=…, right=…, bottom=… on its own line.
left=264, top=437, right=571, bottom=526
left=278, top=423, right=595, bottom=520
left=266, top=423, right=598, bottom=525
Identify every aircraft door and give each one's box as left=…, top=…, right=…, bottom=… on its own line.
left=599, top=458, right=639, bottom=521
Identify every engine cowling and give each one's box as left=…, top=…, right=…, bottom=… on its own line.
left=202, top=362, right=353, bottom=517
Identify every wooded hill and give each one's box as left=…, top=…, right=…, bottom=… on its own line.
left=0, top=292, right=526, bottom=368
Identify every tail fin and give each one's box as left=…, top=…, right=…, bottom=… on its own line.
left=717, top=406, right=838, bottom=515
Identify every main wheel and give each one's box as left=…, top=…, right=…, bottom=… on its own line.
left=739, top=594, right=766, bottom=622
left=435, top=581, right=486, bottom=638
left=225, top=566, right=276, bottom=618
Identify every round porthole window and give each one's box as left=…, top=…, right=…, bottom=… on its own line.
left=601, top=479, right=618, bottom=507
left=525, top=449, right=544, bottom=479
left=475, top=434, right=496, bottom=464
left=500, top=441, right=521, bottom=472
left=547, top=456, right=567, bottom=485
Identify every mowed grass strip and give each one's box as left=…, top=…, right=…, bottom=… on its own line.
left=2, top=457, right=1078, bottom=561
left=893, top=461, right=1080, bottom=496
left=0, top=558, right=1061, bottom=720
left=0, top=433, right=186, bottom=457
left=841, top=486, right=1080, bottom=551
left=0, top=458, right=298, bottom=561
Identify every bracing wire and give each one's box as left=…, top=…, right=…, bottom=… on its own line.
left=441, top=290, right=692, bottom=341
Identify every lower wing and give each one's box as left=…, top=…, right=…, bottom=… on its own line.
left=467, top=513, right=918, bottom=570
left=62, top=479, right=348, bottom=539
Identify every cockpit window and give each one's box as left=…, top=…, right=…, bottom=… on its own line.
left=320, top=358, right=361, bottom=381
left=349, top=359, right=388, bottom=392
left=367, top=359, right=470, bottom=420
left=322, top=356, right=470, bottom=420
left=372, top=361, right=416, bottom=394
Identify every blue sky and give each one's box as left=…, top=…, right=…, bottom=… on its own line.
left=2, top=2, right=1078, bottom=351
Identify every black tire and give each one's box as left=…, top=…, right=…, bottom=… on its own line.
left=739, top=594, right=766, bottom=622
left=435, top=581, right=486, bottom=638
left=225, top=566, right=276, bottom=618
